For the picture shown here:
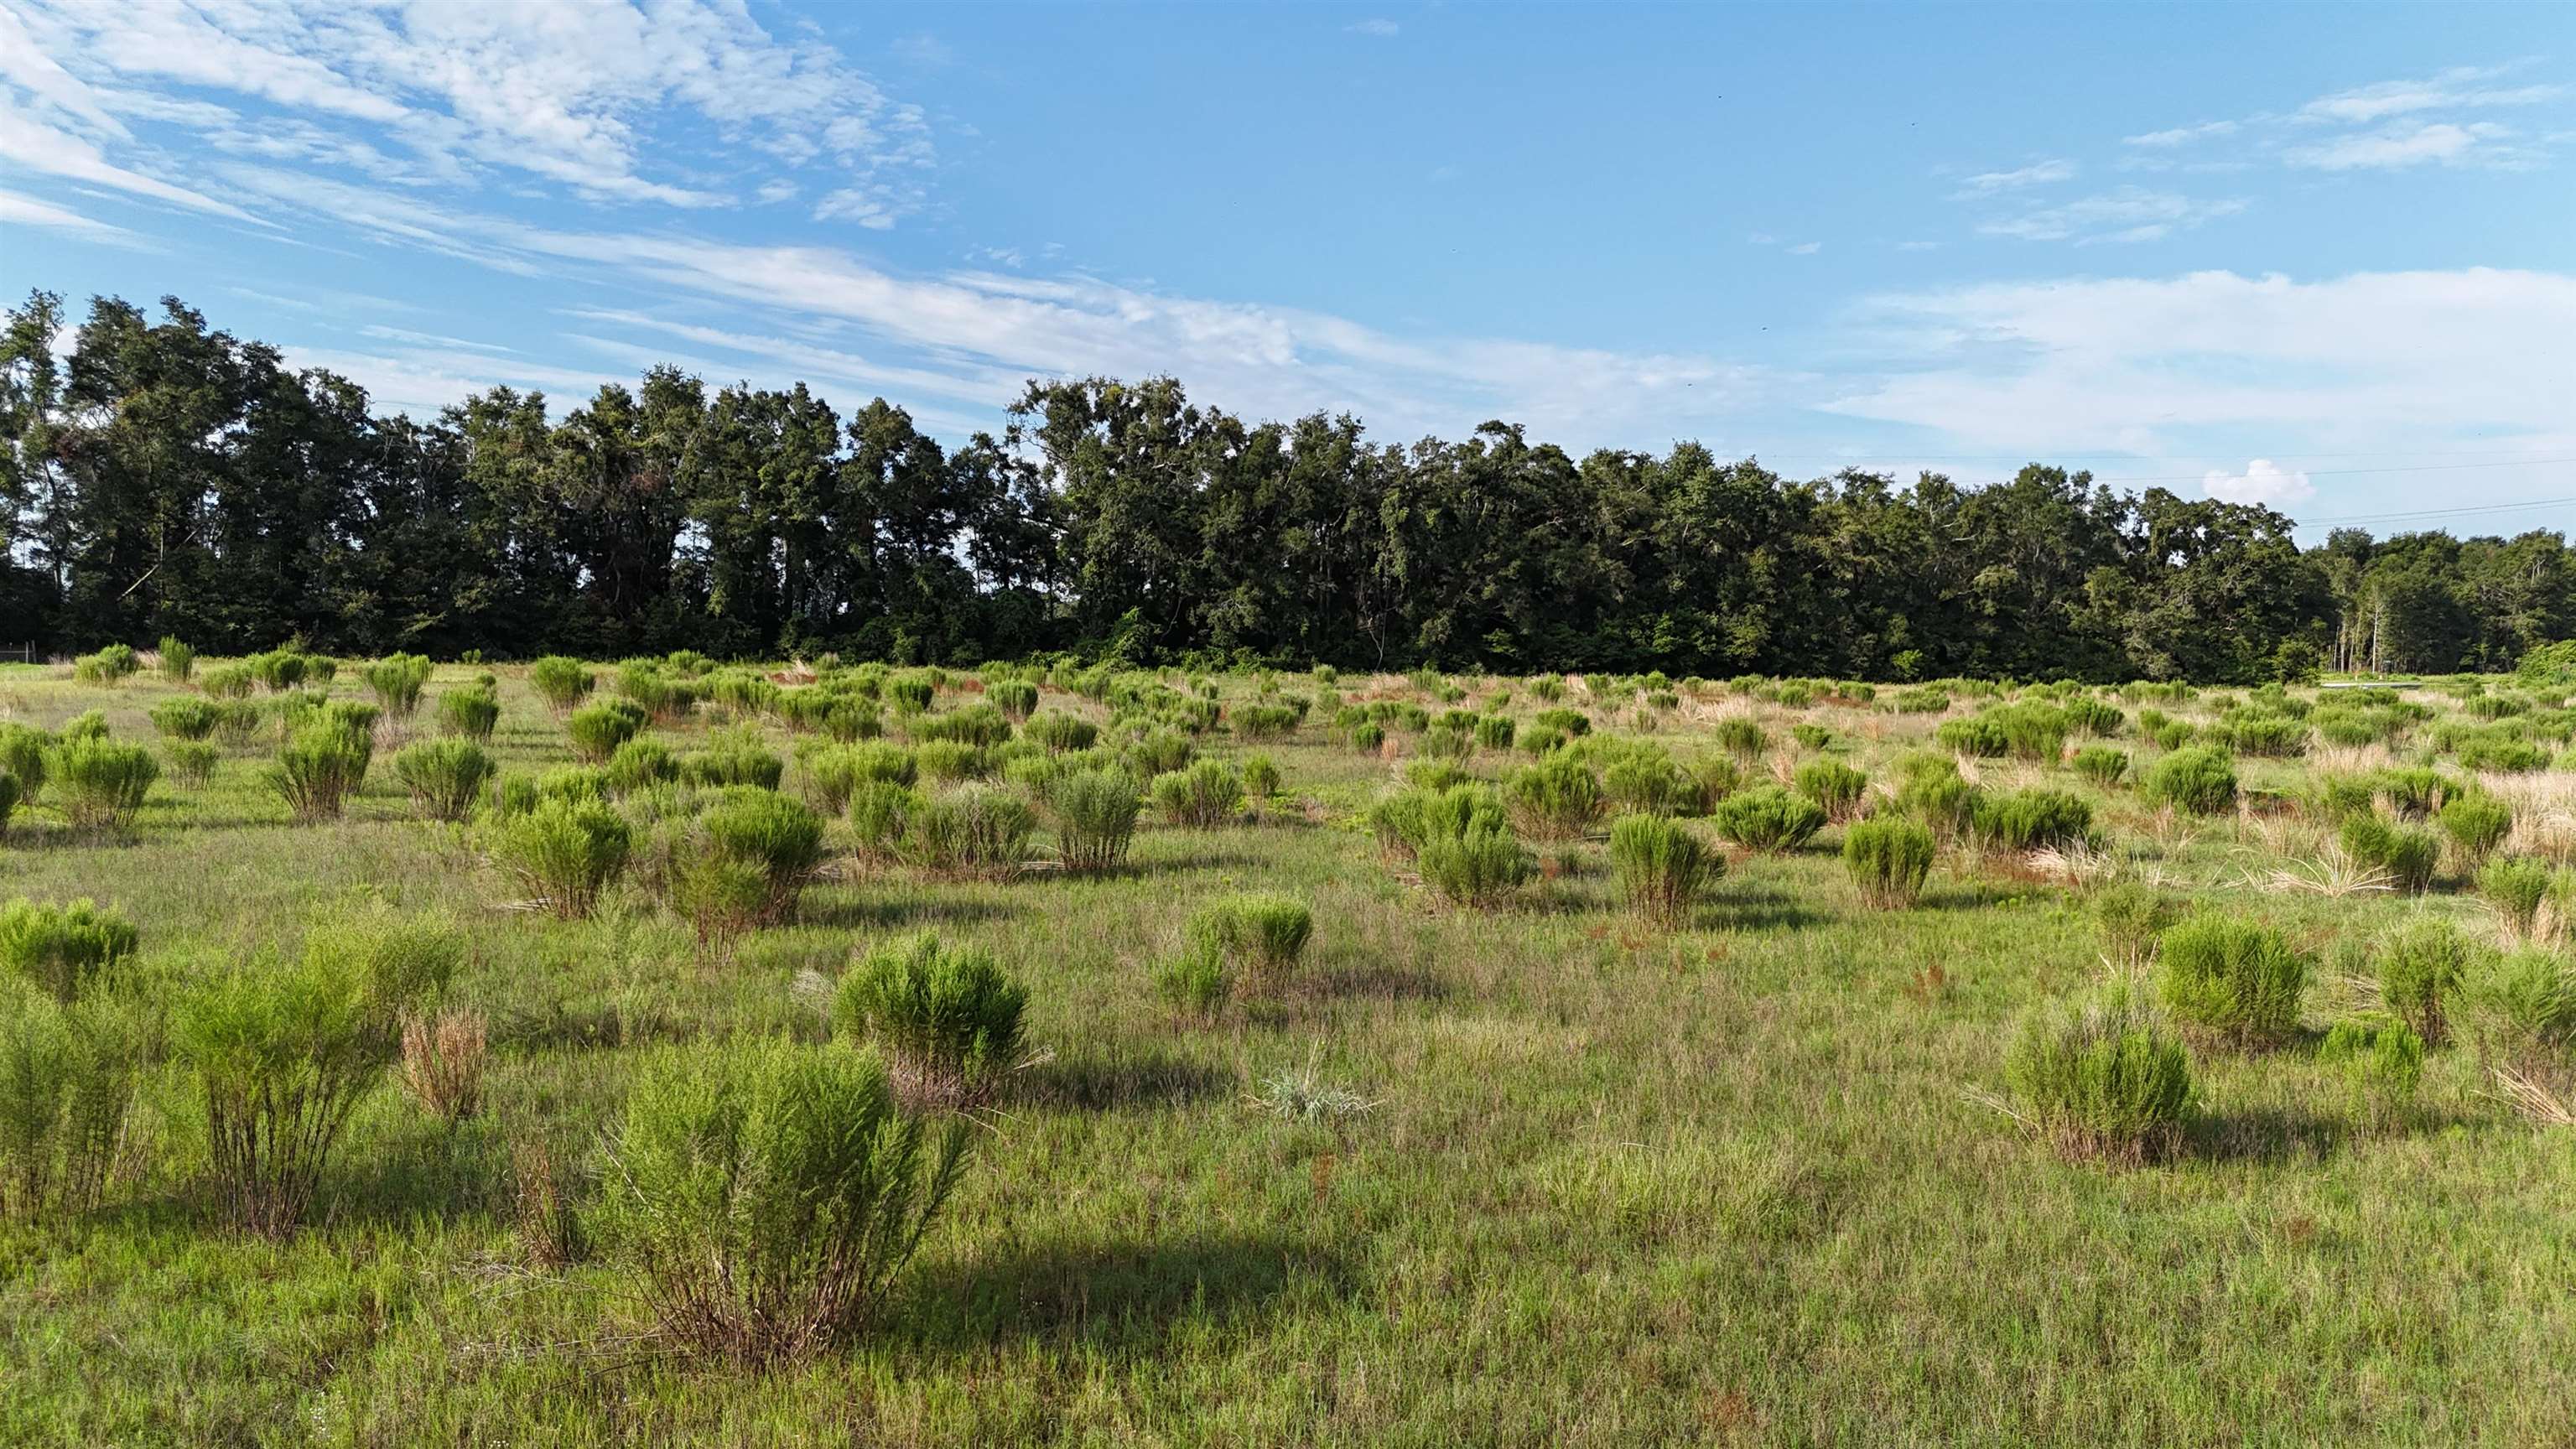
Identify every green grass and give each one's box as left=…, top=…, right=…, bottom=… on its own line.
left=1, top=663, right=2573, bottom=1446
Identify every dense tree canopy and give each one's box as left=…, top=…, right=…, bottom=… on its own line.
left=3, top=290, right=2565, bottom=680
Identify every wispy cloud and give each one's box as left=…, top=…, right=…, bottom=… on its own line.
left=1952, top=158, right=2076, bottom=195
left=1348, top=19, right=1401, bottom=38
left=0, top=185, right=145, bottom=245
left=2123, top=120, right=2238, bottom=148
left=2285, top=120, right=2537, bottom=171
left=2298, top=66, right=2562, bottom=125
left=1977, top=188, right=2246, bottom=245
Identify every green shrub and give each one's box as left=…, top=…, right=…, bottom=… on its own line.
left=2438, top=793, right=2513, bottom=868
left=248, top=649, right=309, bottom=693
left=672, top=792, right=827, bottom=938
left=2467, top=948, right=2576, bottom=1054
left=162, top=740, right=217, bottom=787
left=0, top=899, right=139, bottom=1004
left=678, top=737, right=785, bottom=790
left=2155, top=915, right=2307, bottom=1048
left=2478, top=856, right=2553, bottom=938
left=2003, top=981, right=2194, bottom=1164
left=913, top=740, right=991, bottom=782
left=1972, top=788, right=2094, bottom=852
left=1610, top=814, right=1721, bottom=925
left=150, top=697, right=221, bottom=741
left=1474, top=715, right=1516, bottom=750
left=1050, top=766, right=1142, bottom=872
left=1504, top=755, right=1605, bottom=841
left=595, top=1039, right=969, bottom=1363
left=1791, top=759, right=1867, bottom=820
left=529, top=656, right=595, bottom=713
left=1368, top=783, right=1507, bottom=860
left=1711, top=719, right=1768, bottom=759
left=1710, top=786, right=1826, bottom=853
left=886, top=676, right=936, bottom=714
left=489, top=797, right=631, bottom=917
left=2215, top=714, right=2309, bottom=758
left=0, top=725, right=52, bottom=805
left=911, top=704, right=1012, bottom=749
left=438, top=687, right=501, bottom=741
left=604, top=737, right=678, bottom=795
left=2140, top=746, right=2237, bottom=816
left=1844, top=817, right=1935, bottom=908
left=2318, top=1016, right=2424, bottom=1125
left=2064, top=699, right=2124, bottom=738
left=2376, top=767, right=2453, bottom=819
left=391, top=739, right=496, bottom=823
left=848, top=782, right=923, bottom=859
left=363, top=653, right=434, bottom=718
left=833, top=933, right=1028, bottom=1107
left=2339, top=816, right=2439, bottom=894
left=2092, top=881, right=2174, bottom=969
left=0, top=771, right=16, bottom=835
left=2371, top=917, right=2475, bottom=1046
left=0, top=983, right=140, bottom=1221
left=1417, top=824, right=1535, bottom=908
left=1935, top=717, right=2009, bottom=759
left=156, top=636, right=195, bottom=683
left=1129, top=727, right=1196, bottom=775
left=50, top=739, right=158, bottom=834
left=1790, top=723, right=1831, bottom=750
left=2070, top=745, right=2128, bottom=786
left=1602, top=752, right=1695, bottom=818
left=898, top=787, right=1035, bottom=877
left=1176, top=893, right=1317, bottom=996
left=989, top=681, right=1040, bottom=721
left=1151, top=761, right=1244, bottom=828
left=200, top=663, right=254, bottom=699
left=567, top=701, right=647, bottom=763
left=265, top=723, right=374, bottom=822
left=60, top=709, right=107, bottom=744
left=71, top=644, right=141, bottom=686
left=1024, top=711, right=1098, bottom=754
left=1990, top=703, right=2071, bottom=761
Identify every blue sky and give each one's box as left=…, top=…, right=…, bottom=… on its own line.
left=3, top=0, right=2572, bottom=539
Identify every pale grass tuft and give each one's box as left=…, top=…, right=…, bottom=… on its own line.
left=2490, top=1063, right=2576, bottom=1126
left=2251, top=842, right=2394, bottom=897
left=399, top=1007, right=488, bottom=1124
left=2028, top=840, right=2120, bottom=890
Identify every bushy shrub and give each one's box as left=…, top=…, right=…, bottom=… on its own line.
left=363, top=653, right=434, bottom=718
left=833, top=933, right=1028, bottom=1107
left=1710, top=785, right=1826, bottom=853
left=266, top=722, right=374, bottom=822
left=2140, top=746, right=2237, bottom=816
left=669, top=791, right=827, bottom=940
left=799, top=743, right=907, bottom=814
left=1129, top=727, right=1196, bottom=775
left=1990, top=703, right=2070, bottom=761
left=1972, top=788, right=2095, bottom=852
left=2318, top=1016, right=2424, bottom=1126
left=0, top=771, right=17, bottom=835
left=438, top=686, right=501, bottom=741
left=150, top=697, right=221, bottom=741
left=897, top=786, right=1035, bottom=877
left=1239, top=753, right=1282, bottom=807
left=678, top=737, right=785, bottom=790
left=847, top=782, right=922, bottom=859
left=2003, top=981, right=2194, bottom=1164
left=1844, top=817, right=1935, bottom=908
left=2155, top=915, right=2307, bottom=1048
left=2092, top=881, right=2174, bottom=969
left=51, top=739, right=158, bottom=834
left=529, top=656, right=595, bottom=713
left=1024, top=710, right=1098, bottom=754
left=2467, top=947, right=2576, bottom=1055
left=886, top=676, right=936, bottom=714
left=161, top=740, right=216, bottom=787
left=1936, top=717, right=2010, bottom=759
left=0, top=982, right=141, bottom=1221
left=1417, top=824, right=1535, bottom=908
left=199, top=662, right=254, bottom=699
left=71, top=644, right=141, bottom=686
left=489, top=797, right=631, bottom=917
left=1611, top=814, right=1721, bottom=924
left=1150, top=761, right=1244, bottom=828
left=0, top=726, right=50, bottom=807
left=911, top=704, right=1012, bottom=749
left=603, top=737, right=678, bottom=795
left=1368, top=783, right=1506, bottom=860
left=595, top=1039, right=969, bottom=1363
left=1474, top=715, right=1516, bottom=750
left=2438, top=793, right=2513, bottom=868
left=1051, top=766, right=1142, bottom=872
left=248, top=649, right=310, bottom=693
left=1601, top=752, right=1694, bottom=818
left=1171, top=893, right=1316, bottom=998
left=1791, top=759, right=1867, bottom=820
left=0, top=899, right=138, bottom=1004
left=989, top=680, right=1040, bottom=721
left=2070, top=745, right=2128, bottom=786
left=391, top=739, right=496, bottom=823
left=155, top=636, right=195, bottom=683
left=2479, top=856, right=2553, bottom=938
left=2064, top=699, right=2124, bottom=738
left=1504, top=755, right=1605, bottom=841
left=2371, top=917, right=2475, bottom=1046
left=1530, top=708, right=1591, bottom=738
left=567, top=700, right=647, bottom=763
left=1711, top=719, right=1768, bottom=759
left=2215, top=714, right=2309, bottom=758
left=2339, top=816, right=2440, bottom=894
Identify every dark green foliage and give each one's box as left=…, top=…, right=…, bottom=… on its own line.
left=1609, top=813, right=1722, bottom=924
left=0, top=725, right=52, bottom=804
left=1843, top=817, right=1935, bottom=908
left=834, top=933, right=1029, bottom=1105
left=2156, top=915, right=2308, bottom=1048
left=2004, top=981, right=2194, bottom=1164
left=2140, top=747, right=2237, bottom=816
left=596, top=1039, right=969, bottom=1363
left=0, top=771, right=18, bottom=834
left=392, top=739, right=496, bottom=823
left=1710, top=786, right=1826, bottom=853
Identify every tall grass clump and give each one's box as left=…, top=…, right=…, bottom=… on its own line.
left=567, top=700, right=648, bottom=763
left=832, top=933, right=1029, bottom=1107
left=595, top=1040, right=969, bottom=1364
left=2318, top=1016, right=2425, bottom=1127
left=1791, top=759, right=1867, bottom=821
left=530, top=656, right=595, bottom=714
left=0, top=982, right=141, bottom=1221
left=2155, top=914, right=2308, bottom=1049
left=438, top=685, right=501, bottom=741
left=1150, top=761, right=1244, bottom=828
left=488, top=797, right=632, bottom=918
left=1609, top=814, right=1722, bottom=925
left=1710, top=785, right=1826, bottom=853
left=0, top=899, right=140, bottom=1003
left=670, top=791, right=828, bottom=939
left=1504, top=754, right=1605, bottom=841
left=1161, top=893, right=1316, bottom=1006
left=2479, top=856, right=2553, bottom=939
left=266, top=721, right=374, bottom=822
left=2003, top=980, right=2194, bottom=1165
left=364, top=653, right=434, bottom=719
left=156, top=636, right=195, bottom=683
left=1844, top=817, right=1935, bottom=908
left=2141, top=746, right=2237, bottom=816
left=897, top=786, right=1035, bottom=878
left=50, top=738, right=158, bottom=834
left=1051, top=766, right=1142, bottom=872
left=1416, top=824, right=1535, bottom=910
left=2371, top=917, right=2475, bottom=1046
left=173, top=917, right=460, bottom=1236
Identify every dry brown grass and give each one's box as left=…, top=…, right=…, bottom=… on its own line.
left=398, top=1007, right=488, bottom=1124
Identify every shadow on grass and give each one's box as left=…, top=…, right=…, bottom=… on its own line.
left=2188, top=1104, right=2344, bottom=1164
left=1019, top=1047, right=1233, bottom=1110
left=800, top=896, right=1030, bottom=931
left=1305, top=958, right=1448, bottom=1001
left=898, top=1232, right=1343, bottom=1356
left=1705, top=886, right=1829, bottom=932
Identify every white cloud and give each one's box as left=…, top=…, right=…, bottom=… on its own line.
left=2201, top=460, right=2314, bottom=506
left=2284, top=120, right=2530, bottom=171
left=2298, top=67, right=2561, bottom=125
left=0, top=184, right=143, bottom=244
left=1822, top=267, right=2576, bottom=457
left=2123, top=120, right=2238, bottom=147
left=1788, top=242, right=1822, bottom=255
left=1977, top=187, right=2246, bottom=244
left=1953, top=158, right=2076, bottom=195
left=1348, top=19, right=1401, bottom=37
left=0, top=109, right=262, bottom=221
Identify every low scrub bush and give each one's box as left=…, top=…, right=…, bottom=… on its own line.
left=678, top=737, right=785, bottom=790
left=1024, top=711, right=1098, bottom=754
left=2155, top=915, right=2307, bottom=1048
left=604, top=737, right=678, bottom=795
left=1935, top=717, right=2009, bottom=759
left=2092, top=881, right=2174, bottom=969
left=671, top=791, right=827, bottom=939
left=266, top=722, right=374, bottom=822
left=392, top=739, right=496, bottom=823
left=364, top=653, right=434, bottom=718
left=1504, top=755, right=1605, bottom=841
left=2371, top=917, right=2475, bottom=1046
left=1791, top=759, right=1867, bottom=820
left=2318, top=1016, right=2424, bottom=1127
left=1711, top=719, right=1768, bottom=759
left=567, top=701, right=647, bottom=762
left=2339, top=816, right=2440, bottom=894
left=2438, top=793, right=2513, bottom=869
left=2479, top=856, right=2553, bottom=939
left=1166, top=893, right=1317, bottom=1001
left=0, top=983, right=141, bottom=1221
left=989, top=681, right=1040, bottom=720
left=2140, top=746, right=2237, bottom=816
left=156, top=637, right=195, bottom=683
left=1972, top=788, right=2095, bottom=853
left=150, top=698, right=221, bottom=741
left=911, top=704, right=1012, bottom=749
left=488, top=797, right=631, bottom=917
left=1417, top=824, right=1535, bottom=908
left=200, top=663, right=255, bottom=699
left=1610, top=814, right=1721, bottom=924
left=897, top=786, right=1035, bottom=877
left=1150, top=761, right=1244, bottom=828
left=1844, top=817, right=1935, bottom=908
left=71, top=644, right=141, bottom=686
left=1710, top=785, right=1826, bottom=853
left=1051, top=766, right=1142, bottom=872
left=439, top=687, right=501, bottom=741
left=596, top=1040, right=969, bottom=1364
left=2003, top=981, right=2194, bottom=1165
left=397, top=1007, right=487, bottom=1124
left=833, top=933, right=1029, bottom=1107
left=0, top=899, right=138, bottom=1004
left=51, top=739, right=158, bottom=834
left=2070, top=745, right=2128, bottom=786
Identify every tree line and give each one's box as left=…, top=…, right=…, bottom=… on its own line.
left=3, top=290, right=2566, bottom=681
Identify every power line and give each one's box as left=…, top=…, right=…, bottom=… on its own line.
left=2299, top=496, right=2576, bottom=527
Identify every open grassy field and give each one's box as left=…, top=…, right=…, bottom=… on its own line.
left=3, top=653, right=2574, bottom=1447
